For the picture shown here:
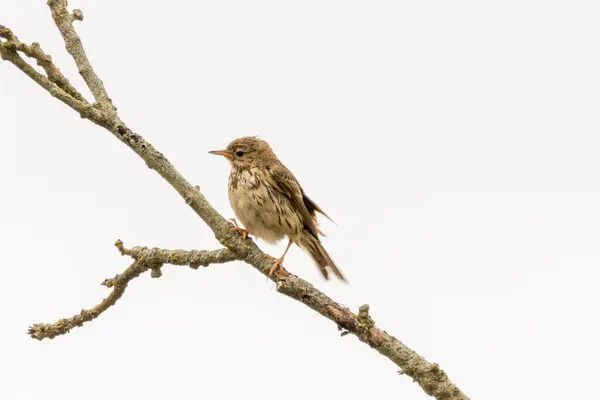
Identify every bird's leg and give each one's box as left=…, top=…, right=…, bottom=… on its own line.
left=268, top=239, right=294, bottom=277
left=229, top=218, right=249, bottom=240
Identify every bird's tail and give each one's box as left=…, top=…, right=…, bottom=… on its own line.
left=297, top=233, right=346, bottom=281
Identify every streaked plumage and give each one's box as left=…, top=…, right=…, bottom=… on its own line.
left=210, top=137, right=345, bottom=281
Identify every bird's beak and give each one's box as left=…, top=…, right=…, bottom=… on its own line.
left=209, top=150, right=234, bottom=159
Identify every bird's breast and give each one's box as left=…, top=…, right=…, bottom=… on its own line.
left=228, top=168, right=302, bottom=243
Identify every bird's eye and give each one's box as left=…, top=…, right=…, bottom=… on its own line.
left=235, top=151, right=244, bottom=157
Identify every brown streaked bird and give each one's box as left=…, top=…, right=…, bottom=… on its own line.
left=209, top=137, right=345, bottom=281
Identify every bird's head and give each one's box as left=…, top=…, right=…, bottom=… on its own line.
left=209, top=136, right=275, bottom=168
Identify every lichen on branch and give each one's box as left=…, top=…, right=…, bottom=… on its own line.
left=28, top=241, right=240, bottom=340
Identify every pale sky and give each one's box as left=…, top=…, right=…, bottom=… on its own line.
left=1, top=1, right=599, bottom=399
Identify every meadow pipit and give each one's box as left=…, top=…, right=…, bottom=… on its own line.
left=210, top=137, right=345, bottom=281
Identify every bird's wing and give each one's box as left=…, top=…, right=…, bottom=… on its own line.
left=267, top=164, right=320, bottom=239
left=302, top=193, right=334, bottom=224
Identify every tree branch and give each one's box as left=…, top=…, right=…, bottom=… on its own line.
left=2, top=5, right=469, bottom=399
left=0, top=25, right=85, bottom=101
left=47, top=0, right=113, bottom=109
left=28, top=241, right=240, bottom=340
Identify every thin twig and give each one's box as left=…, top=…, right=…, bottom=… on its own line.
left=47, top=0, right=114, bottom=109
left=0, top=25, right=85, bottom=101
left=0, top=41, right=87, bottom=114
left=28, top=241, right=239, bottom=340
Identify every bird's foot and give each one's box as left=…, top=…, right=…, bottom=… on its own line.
left=265, top=254, right=285, bottom=278
left=229, top=218, right=249, bottom=240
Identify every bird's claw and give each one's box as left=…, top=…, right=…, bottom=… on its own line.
left=229, top=218, right=249, bottom=240
left=265, top=254, right=284, bottom=278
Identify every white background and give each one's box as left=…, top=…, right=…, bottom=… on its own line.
left=2, top=1, right=599, bottom=399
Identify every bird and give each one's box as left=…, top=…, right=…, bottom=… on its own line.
left=209, top=136, right=345, bottom=281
